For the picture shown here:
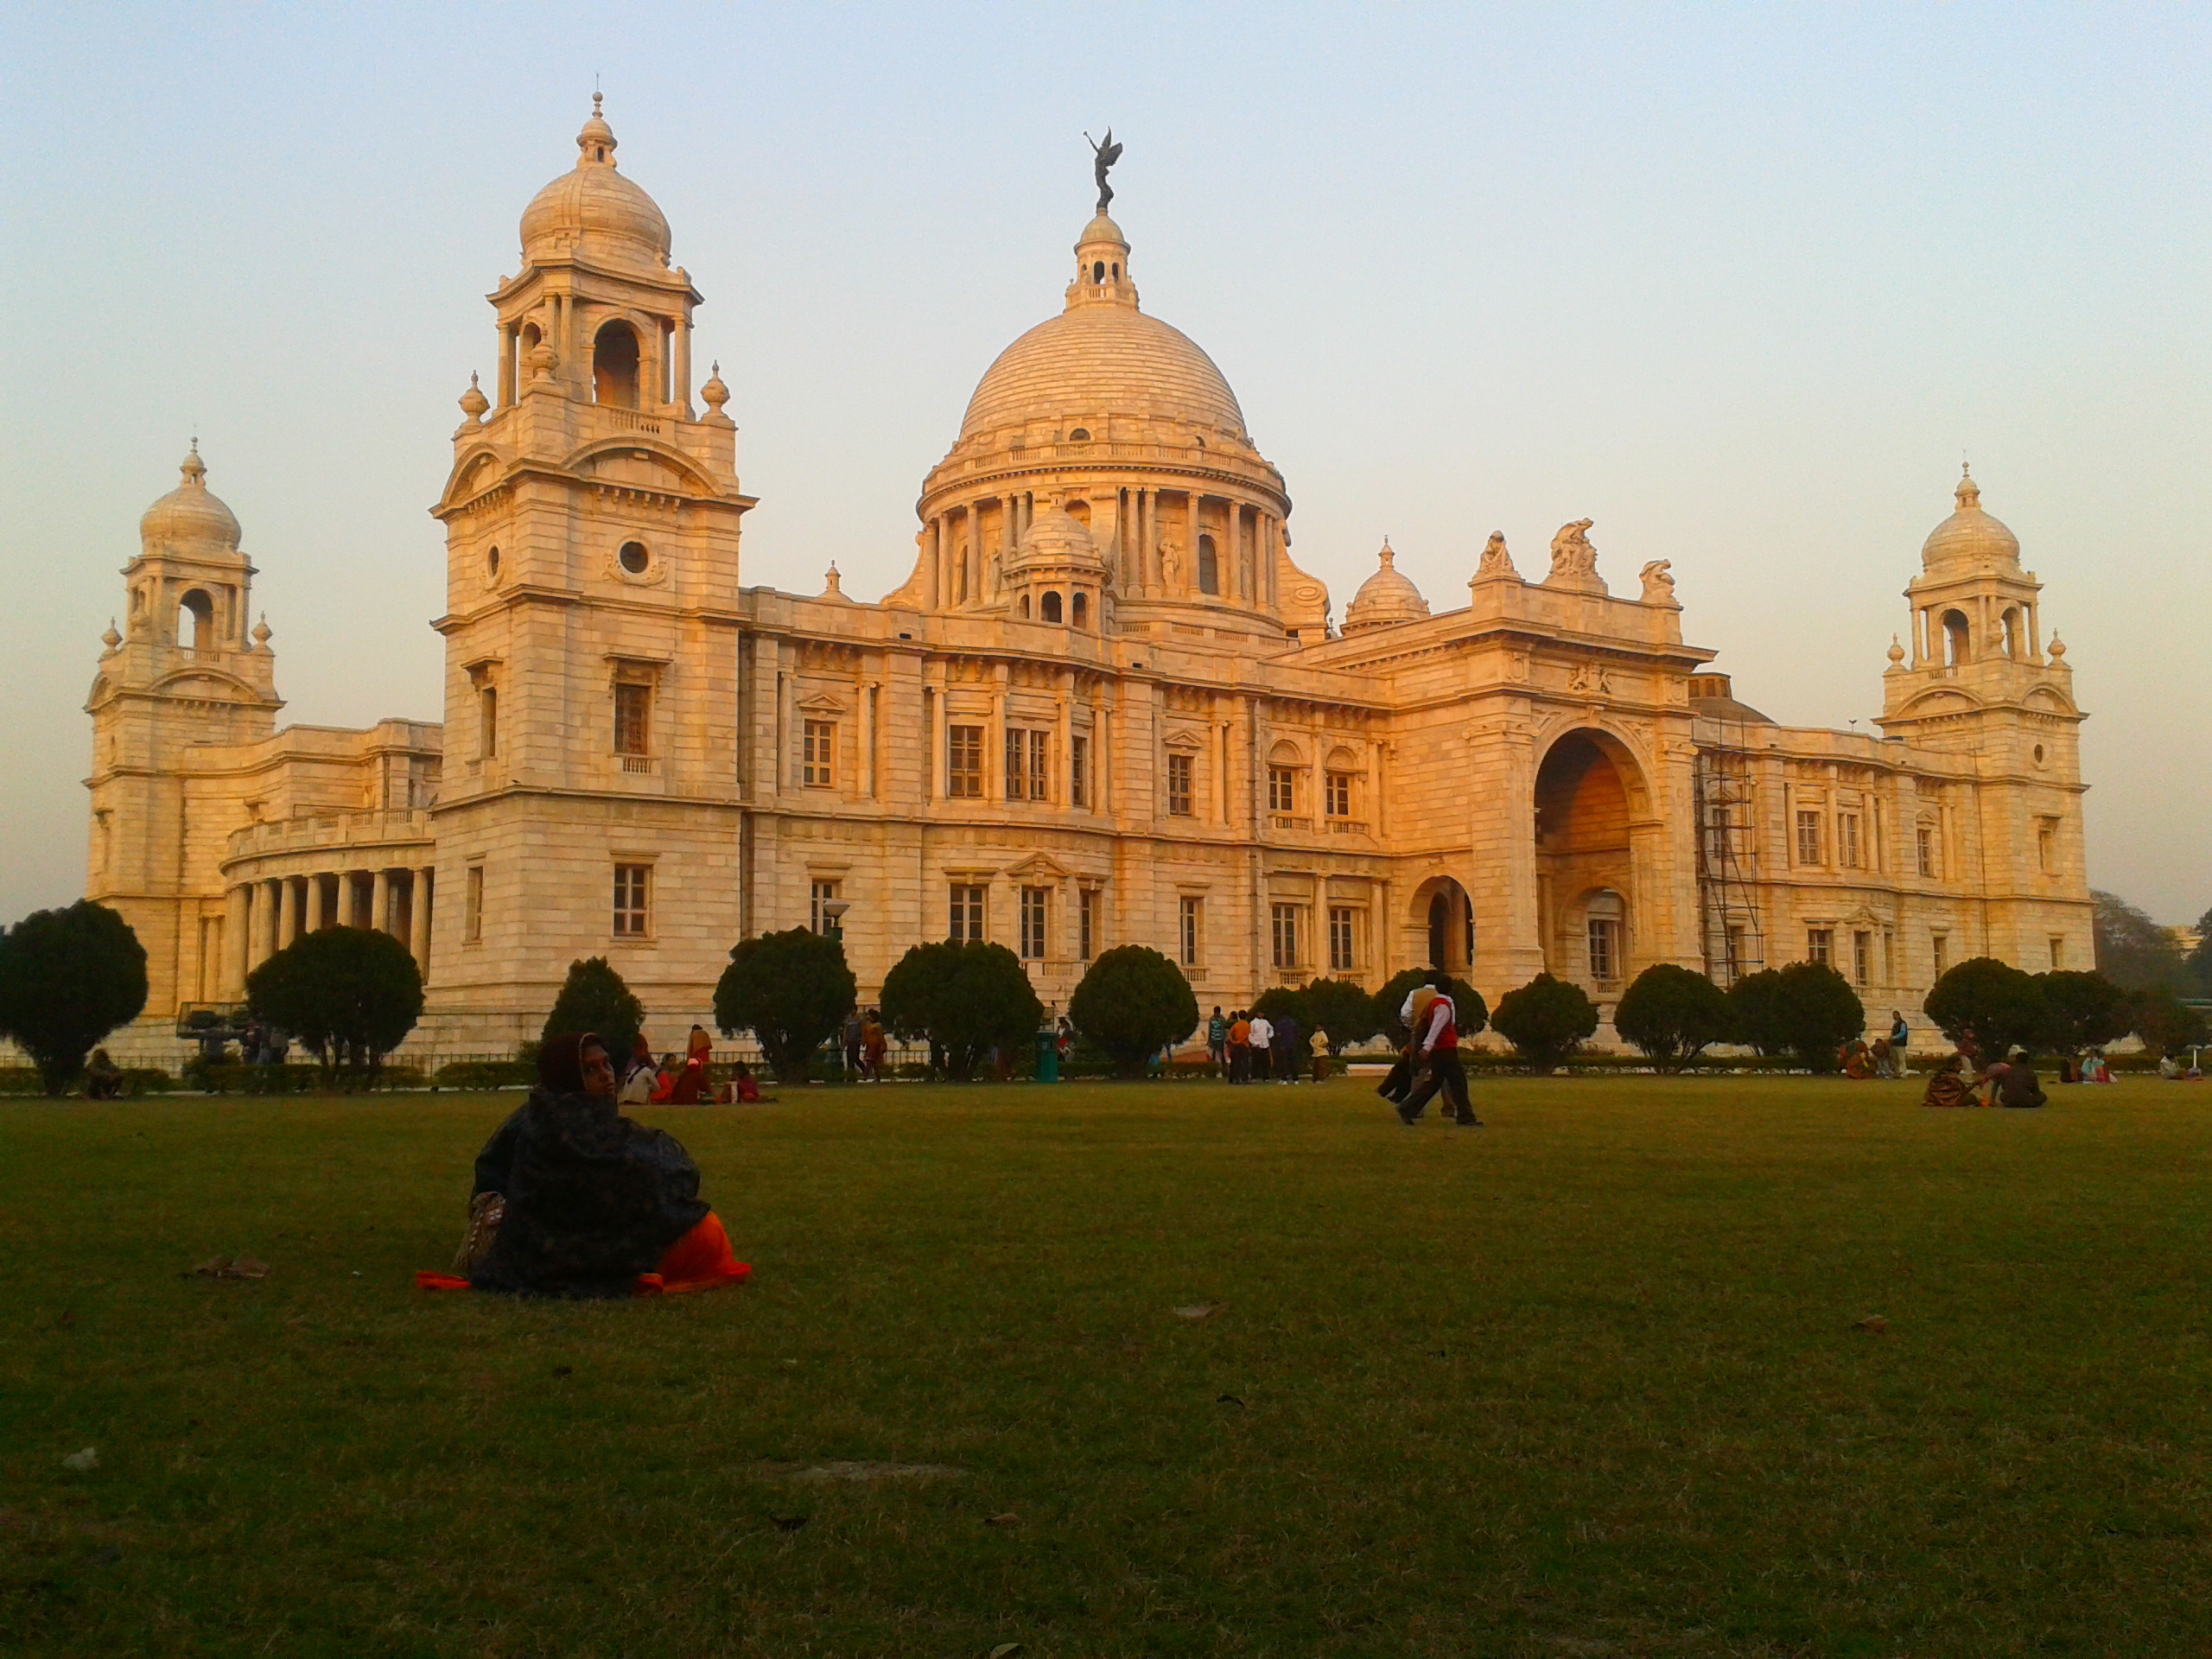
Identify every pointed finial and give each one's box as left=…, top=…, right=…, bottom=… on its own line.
left=180, top=440, right=207, bottom=485
left=1378, top=537, right=1395, bottom=569
left=1955, top=462, right=1980, bottom=512
left=102, top=618, right=122, bottom=652
left=2048, top=632, right=2066, bottom=658
left=251, top=613, right=271, bottom=648
left=1887, top=634, right=1906, bottom=665
left=459, top=372, right=490, bottom=423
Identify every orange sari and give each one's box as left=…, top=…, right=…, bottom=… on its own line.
left=416, top=1211, right=748, bottom=1296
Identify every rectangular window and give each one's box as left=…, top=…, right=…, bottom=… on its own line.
left=464, top=863, right=484, bottom=944
left=1916, top=826, right=1936, bottom=878
left=480, top=686, right=498, bottom=760
left=1005, top=728, right=1025, bottom=800
left=1796, top=810, right=1823, bottom=866
left=1079, top=888, right=1097, bottom=960
left=803, top=719, right=836, bottom=787
left=2050, top=935, right=2065, bottom=969
left=1166, top=752, right=1194, bottom=817
left=1070, top=734, right=1089, bottom=808
left=1853, top=930, right=1872, bottom=985
left=1020, top=887, right=1048, bottom=960
left=1269, top=767, right=1295, bottom=814
left=1723, top=925, right=1745, bottom=985
left=1807, top=927, right=1833, bottom=967
left=810, top=878, right=841, bottom=934
left=1588, top=918, right=1619, bottom=982
left=1007, top=729, right=1049, bottom=801
left=1271, top=903, right=1300, bottom=970
left=1932, top=931, right=1950, bottom=976
left=1328, top=906, right=1357, bottom=973
left=613, top=682, right=651, bottom=756
left=949, top=883, right=986, bottom=944
left=1838, top=811, right=1862, bottom=869
left=1179, top=895, right=1201, bottom=966
left=1325, top=772, right=1352, bottom=818
left=613, top=863, right=650, bottom=938
left=948, top=724, right=983, bottom=798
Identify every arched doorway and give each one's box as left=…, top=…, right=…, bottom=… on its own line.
left=593, top=321, right=640, bottom=408
left=1413, top=875, right=1473, bottom=973
left=1534, top=728, right=1644, bottom=994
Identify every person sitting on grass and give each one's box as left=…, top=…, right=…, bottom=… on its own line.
left=619, top=1033, right=657, bottom=1104
left=648, top=1052, right=681, bottom=1103
left=423, top=1031, right=747, bottom=1299
left=82, top=1048, right=124, bottom=1100
left=2082, top=1051, right=2113, bottom=1084
left=717, top=1060, right=777, bottom=1103
left=1981, top=1048, right=2048, bottom=1109
left=664, top=1025, right=712, bottom=1104
left=1840, top=1038, right=1874, bottom=1079
left=1921, top=1053, right=1970, bottom=1108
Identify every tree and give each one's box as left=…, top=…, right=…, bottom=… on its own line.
left=1925, top=957, right=2049, bottom=1059
left=2126, top=989, right=2209, bottom=1060
left=542, top=957, right=645, bottom=1064
left=1250, top=985, right=1312, bottom=1033
left=0, top=900, right=149, bottom=1096
left=879, top=939, right=1041, bottom=1081
left=1372, top=968, right=1488, bottom=1047
left=1491, top=973, right=1599, bottom=1070
left=1067, top=945, right=1198, bottom=1077
left=2034, top=969, right=2129, bottom=1052
left=1613, top=963, right=1734, bottom=1071
left=2190, top=905, right=2212, bottom=995
left=2092, top=890, right=2186, bottom=993
left=714, top=927, right=857, bottom=1084
left=245, top=925, right=423, bottom=1083
left=1301, top=977, right=1382, bottom=1052
left=1731, top=963, right=1865, bottom=1071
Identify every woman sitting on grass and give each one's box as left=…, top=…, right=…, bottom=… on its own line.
left=1922, top=1054, right=1971, bottom=1108
left=422, top=1031, right=747, bottom=1299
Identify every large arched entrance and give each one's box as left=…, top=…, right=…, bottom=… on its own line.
left=1534, top=729, right=1645, bottom=996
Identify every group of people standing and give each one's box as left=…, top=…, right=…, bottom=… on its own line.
left=1207, top=1007, right=1330, bottom=1084
left=841, top=1010, right=891, bottom=1081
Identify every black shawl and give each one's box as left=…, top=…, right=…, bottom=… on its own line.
left=467, top=1084, right=710, bottom=1299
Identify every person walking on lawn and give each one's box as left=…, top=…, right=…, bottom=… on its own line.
left=1396, top=970, right=1479, bottom=1127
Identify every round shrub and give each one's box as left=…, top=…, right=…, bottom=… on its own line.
left=1925, top=957, right=2048, bottom=1059
left=715, top=927, right=857, bottom=1084
left=1068, top=945, right=1198, bottom=1077
left=1613, top=962, right=1733, bottom=1071
left=1491, top=973, right=1599, bottom=1070
left=880, top=939, right=1042, bottom=1082
left=247, top=925, right=424, bottom=1083
left=0, top=900, right=149, bottom=1096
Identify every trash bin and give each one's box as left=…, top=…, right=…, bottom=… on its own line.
left=1033, top=1027, right=1060, bottom=1084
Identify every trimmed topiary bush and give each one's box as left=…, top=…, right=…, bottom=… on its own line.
left=246, top=925, right=424, bottom=1084
left=715, top=927, right=856, bottom=1084
left=0, top=899, right=149, bottom=1096
left=1732, top=962, right=1865, bottom=1071
left=1491, top=973, right=1599, bottom=1070
left=1925, top=957, right=2047, bottom=1060
left=542, top=957, right=645, bottom=1064
left=1613, top=963, right=1734, bottom=1071
left=879, top=939, right=1043, bottom=1081
left=1068, top=945, right=1199, bottom=1077
left=1301, top=977, right=1383, bottom=1052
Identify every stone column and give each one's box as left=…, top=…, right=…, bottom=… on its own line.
left=929, top=679, right=949, bottom=802
left=1140, top=490, right=1156, bottom=594
left=224, top=885, right=250, bottom=995
left=257, top=878, right=280, bottom=966
left=924, top=519, right=941, bottom=610
left=861, top=679, right=878, bottom=799
left=1055, top=674, right=1073, bottom=807
left=968, top=505, right=982, bottom=606
left=410, top=868, right=433, bottom=979
left=988, top=665, right=1009, bottom=802
left=372, top=869, right=391, bottom=938
left=499, top=324, right=517, bottom=407
left=675, top=308, right=693, bottom=416
left=304, top=874, right=325, bottom=934
left=278, top=876, right=300, bottom=950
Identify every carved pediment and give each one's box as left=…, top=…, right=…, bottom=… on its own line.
left=569, top=439, right=718, bottom=498
left=1005, top=853, right=1072, bottom=880
left=1162, top=727, right=1207, bottom=753
left=796, top=692, right=849, bottom=715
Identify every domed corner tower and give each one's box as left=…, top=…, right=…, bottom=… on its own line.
left=1878, top=466, right=2092, bottom=969
left=902, top=185, right=1331, bottom=646
left=423, top=97, right=756, bottom=1041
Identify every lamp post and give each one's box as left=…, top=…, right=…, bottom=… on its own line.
left=820, top=898, right=854, bottom=1079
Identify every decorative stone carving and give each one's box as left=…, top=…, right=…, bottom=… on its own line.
left=1544, top=519, right=1605, bottom=594
left=1474, top=531, right=1518, bottom=581
left=1637, top=559, right=1675, bottom=605
left=1567, top=660, right=1612, bottom=696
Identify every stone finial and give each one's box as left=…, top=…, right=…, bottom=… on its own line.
left=459, top=372, right=489, bottom=423
left=824, top=563, right=842, bottom=594
left=701, top=360, right=729, bottom=409
left=181, top=438, right=206, bottom=486
left=101, top=618, right=122, bottom=652
left=1886, top=633, right=1906, bottom=666
left=251, top=613, right=272, bottom=649
left=1956, top=461, right=1980, bottom=513
left=2048, top=632, right=2066, bottom=659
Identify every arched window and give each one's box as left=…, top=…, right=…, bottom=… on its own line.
left=1197, top=534, right=1220, bottom=595
left=1111, top=263, right=1120, bottom=278
left=1069, top=428, right=1090, bottom=442
left=1018, top=594, right=1031, bottom=619
left=178, top=588, right=214, bottom=652
left=2001, top=607, right=2022, bottom=660
left=1941, top=609, right=1971, bottom=669
left=1041, top=591, right=1064, bottom=624
left=593, top=321, right=640, bottom=409
left=1092, top=261, right=1105, bottom=283
left=1071, top=591, right=1089, bottom=629
left=1586, top=890, right=1625, bottom=983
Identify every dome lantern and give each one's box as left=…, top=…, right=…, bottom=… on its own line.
left=518, top=94, right=673, bottom=270
left=1343, top=539, right=1430, bottom=632
left=138, top=440, right=243, bottom=552
left=1920, top=462, right=2021, bottom=569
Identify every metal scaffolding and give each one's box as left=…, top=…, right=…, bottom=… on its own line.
left=1692, top=736, right=1765, bottom=985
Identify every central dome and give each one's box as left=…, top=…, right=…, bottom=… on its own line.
left=519, top=95, right=671, bottom=270
left=140, top=443, right=241, bottom=551
left=960, top=307, right=1246, bottom=441
left=1921, top=467, right=2020, bottom=568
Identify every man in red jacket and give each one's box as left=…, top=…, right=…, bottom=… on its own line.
left=1395, top=970, right=1480, bottom=1127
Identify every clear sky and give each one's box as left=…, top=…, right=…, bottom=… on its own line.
left=3, top=3, right=2205, bottom=925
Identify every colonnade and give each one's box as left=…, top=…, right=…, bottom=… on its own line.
left=916, top=487, right=1283, bottom=610
left=223, top=865, right=434, bottom=998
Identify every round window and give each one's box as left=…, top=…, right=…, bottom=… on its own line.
left=2033, top=743, right=2046, bottom=764
left=485, top=545, right=501, bottom=579
left=618, top=541, right=650, bottom=575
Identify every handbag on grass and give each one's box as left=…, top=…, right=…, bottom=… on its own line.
left=452, top=1190, right=505, bottom=1274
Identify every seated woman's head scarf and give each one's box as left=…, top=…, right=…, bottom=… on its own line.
left=688, top=1026, right=712, bottom=1063
left=538, top=1032, right=599, bottom=1094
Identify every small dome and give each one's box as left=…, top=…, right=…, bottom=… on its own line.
left=1007, top=503, right=1105, bottom=573
left=1921, top=466, right=2020, bottom=568
left=519, top=95, right=672, bottom=269
left=139, top=443, right=241, bottom=550
left=1077, top=212, right=1128, bottom=251
left=1343, top=540, right=1429, bottom=632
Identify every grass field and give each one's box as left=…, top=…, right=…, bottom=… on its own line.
left=4, top=1075, right=2210, bottom=1658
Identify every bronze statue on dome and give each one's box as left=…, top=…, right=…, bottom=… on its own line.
left=1086, top=129, right=1122, bottom=215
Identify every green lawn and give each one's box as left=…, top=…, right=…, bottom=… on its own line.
left=3, top=1075, right=2210, bottom=1657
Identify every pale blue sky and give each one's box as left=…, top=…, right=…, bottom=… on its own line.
left=3, top=3, right=2205, bottom=922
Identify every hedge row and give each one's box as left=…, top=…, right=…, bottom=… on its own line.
left=0, top=1065, right=176, bottom=1096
